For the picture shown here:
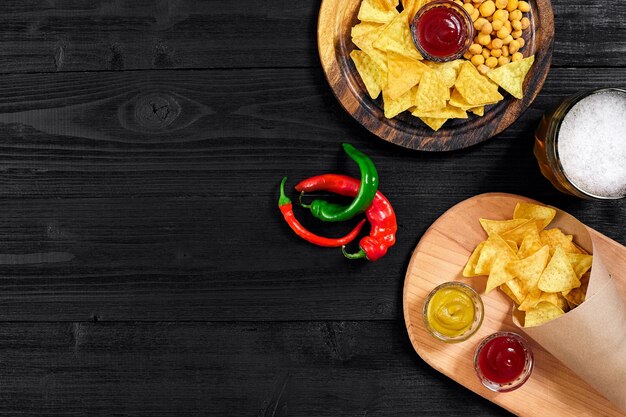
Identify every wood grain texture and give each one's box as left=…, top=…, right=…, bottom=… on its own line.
left=0, top=68, right=622, bottom=321
left=318, top=0, right=554, bottom=151
left=0, top=321, right=512, bottom=416
left=403, top=193, right=626, bottom=417
left=0, top=0, right=623, bottom=73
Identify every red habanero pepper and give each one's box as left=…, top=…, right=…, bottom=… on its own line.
left=296, top=174, right=397, bottom=261
left=278, top=177, right=366, bottom=248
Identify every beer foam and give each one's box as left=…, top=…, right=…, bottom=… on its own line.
left=558, top=90, right=626, bottom=198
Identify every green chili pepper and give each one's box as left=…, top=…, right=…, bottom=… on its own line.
left=301, top=143, right=378, bottom=222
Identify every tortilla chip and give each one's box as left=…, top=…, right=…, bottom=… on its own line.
left=352, top=22, right=384, bottom=39
left=463, top=241, right=485, bottom=277
left=540, top=228, right=580, bottom=255
left=454, top=61, right=503, bottom=106
left=386, top=52, right=429, bottom=99
left=350, top=50, right=384, bottom=99
left=413, top=70, right=448, bottom=112
left=513, top=202, right=556, bottom=230
left=412, top=104, right=467, bottom=119
left=501, top=219, right=539, bottom=246
left=469, top=106, right=485, bottom=116
left=352, top=25, right=390, bottom=72
left=358, top=0, right=399, bottom=24
left=566, top=253, right=593, bottom=279
left=517, top=226, right=543, bottom=259
left=525, top=301, right=564, bottom=327
left=424, top=59, right=464, bottom=89
left=487, top=55, right=535, bottom=99
left=500, top=282, right=522, bottom=305
left=372, top=11, right=423, bottom=61
left=479, top=218, right=528, bottom=237
left=563, top=273, right=590, bottom=306
left=538, top=246, right=581, bottom=293
left=418, top=117, right=448, bottom=131
left=507, top=245, right=550, bottom=291
left=383, top=86, right=416, bottom=118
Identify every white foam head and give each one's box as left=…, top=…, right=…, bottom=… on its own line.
left=557, top=89, right=626, bottom=198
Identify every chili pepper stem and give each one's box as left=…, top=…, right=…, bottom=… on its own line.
left=342, top=246, right=367, bottom=260
left=279, top=177, right=291, bottom=207
left=298, top=192, right=312, bottom=208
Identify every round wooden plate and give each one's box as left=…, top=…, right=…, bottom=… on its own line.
left=318, top=0, right=555, bottom=151
left=403, top=193, right=626, bottom=416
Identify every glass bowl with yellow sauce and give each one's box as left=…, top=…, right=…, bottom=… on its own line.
left=423, top=282, right=484, bottom=343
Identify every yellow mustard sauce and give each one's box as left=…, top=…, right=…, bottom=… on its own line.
left=426, top=287, right=475, bottom=337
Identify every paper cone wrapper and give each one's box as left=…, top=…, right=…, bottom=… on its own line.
left=512, top=208, right=626, bottom=412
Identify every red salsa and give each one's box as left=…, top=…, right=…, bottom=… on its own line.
left=413, top=6, right=469, bottom=59
left=477, top=335, right=527, bottom=384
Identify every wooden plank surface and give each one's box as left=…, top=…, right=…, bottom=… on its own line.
left=0, top=68, right=622, bottom=321
left=0, top=1, right=622, bottom=72
left=0, top=0, right=623, bottom=415
left=0, top=320, right=511, bottom=416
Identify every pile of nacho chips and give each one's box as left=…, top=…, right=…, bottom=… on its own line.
left=463, top=203, right=593, bottom=328
left=350, top=0, right=535, bottom=131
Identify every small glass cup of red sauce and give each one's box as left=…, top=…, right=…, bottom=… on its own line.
left=410, top=0, right=475, bottom=62
left=474, top=332, right=534, bottom=392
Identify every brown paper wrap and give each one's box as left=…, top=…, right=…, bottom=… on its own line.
left=512, top=208, right=626, bottom=412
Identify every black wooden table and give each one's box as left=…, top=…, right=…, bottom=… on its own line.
left=0, top=1, right=624, bottom=416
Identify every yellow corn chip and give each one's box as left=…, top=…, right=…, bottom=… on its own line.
left=383, top=86, right=416, bottom=118
left=563, top=273, right=590, bottom=306
left=517, top=225, right=543, bottom=259
left=513, top=202, right=556, bottom=230
left=482, top=234, right=519, bottom=293
left=418, top=117, right=448, bottom=131
left=501, top=219, right=539, bottom=246
left=358, top=0, right=399, bottom=24
left=373, top=12, right=423, bottom=61
left=413, top=70, right=448, bottom=112
left=500, top=282, right=522, bottom=305
left=352, top=25, right=390, bottom=72
left=463, top=241, right=485, bottom=277
left=487, top=55, right=535, bottom=99
left=455, top=61, right=503, bottom=106
left=506, top=240, right=518, bottom=252
left=524, top=301, right=564, bottom=327
left=538, top=246, right=581, bottom=293
left=352, top=22, right=384, bottom=39
left=469, top=106, right=485, bottom=116
left=519, top=290, right=558, bottom=311
left=479, top=218, right=528, bottom=236
left=566, top=253, right=593, bottom=279
left=540, top=228, right=580, bottom=255
left=476, top=233, right=516, bottom=276
left=507, top=245, right=550, bottom=292
left=448, top=88, right=474, bottom=110
left=503, top=278, right=525, bottom=305
left=350, top=50, right=384, bottom=99
left=424, top=59, right=464, bottom=89
left=402, top=0, right=428, bottom=18
left=386, top=52, right=429, bottom=99
left=556, top=293, right=570, bottom=312
left=412, top=104, right=467, bottom=119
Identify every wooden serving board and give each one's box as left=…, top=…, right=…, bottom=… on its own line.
left=317, top=0, right=554, bottom=151
left=403, top=193, right=626, bottom=417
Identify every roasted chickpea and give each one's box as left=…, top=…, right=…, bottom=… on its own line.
left=474, top=17, right=489, bottom=30
left=497, top=26, right=511, bottom=38
left=493, top=9, right=509, bottom=21
left=485, top=56, right=498, bottom=68
left=482, top=49, right=491, bottom=59
left=521, top=17, right=530, bottom=29
left=477, top=33, right=492, bottom=45
left=518, top=1, right=530, bottom=12
left=517, top=37, right=525, bottom=47
left=502, top=45, right=509, bottom=56
left=464, top=51, right=474, bottom=60
left=471, top=54, right=485, bottom=66
left=511, top=29, right=523, bottom=39
left=509, top=9, right=522, bottom=21
left=498, top=56, right=511, bottom=66
left=471, top=8, right=480, bottom=21
left=506, top=0, right=518, bottom=12
left=464, top=0, right=472, bottom=3
left=490, top=48, right=502, bottom=58
left=508, top=39, right=521, bottom=54
left=469, top=43, right=483, bottom=55
left=502, top=34, right=514, bottom=44
left=511, top=19, right=522, bottom=30
left=491, top=19, right=504, bottom=31
left=490, top=38, right=504, bottom=49
left=495, top=0, right=508, bottom=9
left=511, top=52, right=524, bottom=62
left=481, top=22, right=493, bottom=34
left=479, top=0, right=496, bottom=17
left=463, top=3, right=475, bottom=14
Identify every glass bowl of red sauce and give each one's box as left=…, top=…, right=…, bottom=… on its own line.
left=474, top=332, right=534, bottom=392
left=410, top=0, right=475, bottom=62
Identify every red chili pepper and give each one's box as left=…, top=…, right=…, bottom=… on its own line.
left=296, top=174, right=397, bottom=262
left=278, top=177, right=366, bottom=248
